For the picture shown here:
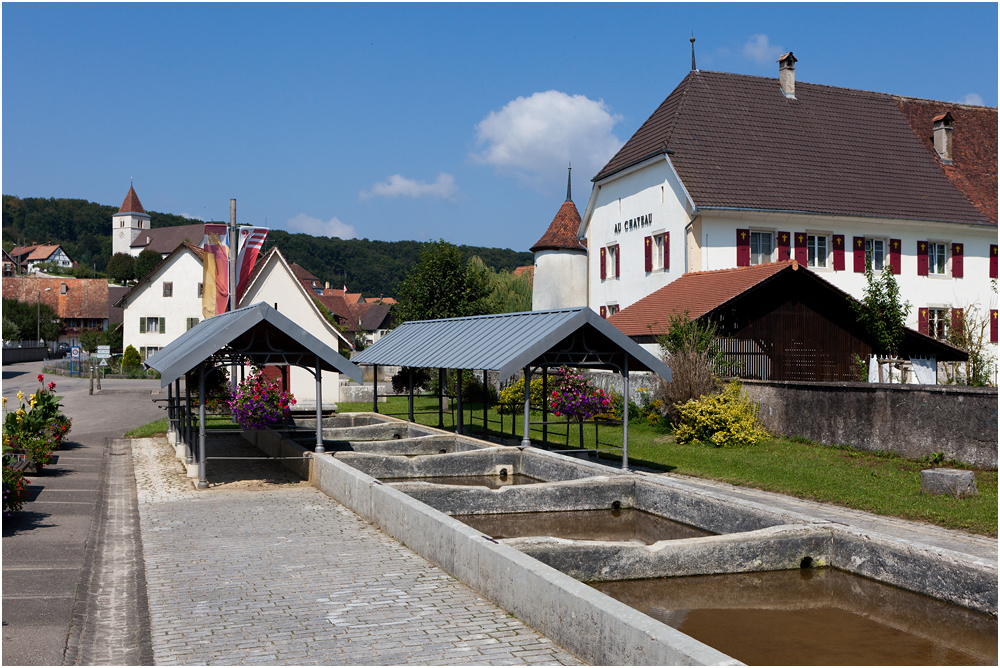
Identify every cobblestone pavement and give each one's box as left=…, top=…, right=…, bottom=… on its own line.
left=132, top=436, right=582, bottom=666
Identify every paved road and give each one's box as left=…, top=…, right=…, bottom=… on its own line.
left=131, top=436, right=581, bottom=666
left=2, top=361, right=164, bottom=666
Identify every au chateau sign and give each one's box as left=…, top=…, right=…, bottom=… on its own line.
left=613, top=213, right=653, bottom=235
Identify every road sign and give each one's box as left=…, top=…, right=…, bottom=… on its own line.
left=99, top=358, right=108, bottom=367
left=95, top=344, right=111, bottom=359
left=70, top=346, right=81, bottom=361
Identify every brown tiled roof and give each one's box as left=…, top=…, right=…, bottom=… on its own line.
left=894, top=98, right=998, bottom=225
left=315, top=294, right=354, bottom=328
left=289, top=263, right=320, bottom=282
left=530, top=200, right=586, bottom=253
left=2, top=277, right=110, bottom=319
left=608, top=260, right=797, bottom=337
left=513, top=265, right=534, bottom=277
left=130, top=223, right=206, bottom=253
left=354, top=303, right=393, bottom=331
left=108, top=286, right=129, bottom=324
left=118, top=185, right=147, bottom=214
left=594, top=70, right=993, bottom=227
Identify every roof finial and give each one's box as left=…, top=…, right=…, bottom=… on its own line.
left=566, top=163, right=572, bottom=202
left=690, top=33, right=697, bottom=71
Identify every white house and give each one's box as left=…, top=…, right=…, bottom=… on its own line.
left=116, top=243, right=207, bottom=361
left=572, top=54, right=998, bottom=366
left=117, top=244, right=353, bottom=404
left=239, top=248, right=354, bottom=407
left=9, top=244, right=75, bottom=273
left=530, top=168, right=588, bottom=311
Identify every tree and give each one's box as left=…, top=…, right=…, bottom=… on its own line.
left=653, top=311, right=727, bottom=425
left=1, top=298, right=61, bottom=342
left=394, top=240, right=490, bottom=324
left=945, top=305, right=996, bottom=387
left=99, top=323, right=124, bottom=353
left=851, top=256, right=911, bottom=357
left=122, top=345, right=141, bottom=370
left=134, top=249, right=162, bottom=280
left=79, top=329, right=102, bottom=353
left=467, top=256, right=533, bottom=314
left=106, top=252, right=135, bottom=284
left=3, top=316, right=21, bottom=342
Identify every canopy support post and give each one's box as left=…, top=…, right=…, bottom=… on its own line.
left=166, top=382, right=174, bottom=444
left=408, top=367, right=415, bottom=423
left=622, top=356, right=629, bottom=472
left=197, top=362, right=208, bottom=489
left=456, top=369, right=464, bottom=435
left=372, top=365, right=379, bottom=413
left=541, top=367, right=548, bottom=447
left=438, top=367, right=445, bottom=429
left=315, top=355, right=325, bottom=454
left=185, top=374, right=193, bottom=464
left=482, top=369, right=488, bottom=440
left=521, top=366, right=532, bottom=446
left=173, top=378, right=181, bottom=449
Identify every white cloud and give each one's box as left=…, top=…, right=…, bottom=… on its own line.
left=471, top=90, right=623, bottom=186
left=960, top=93, right=984, bottom=106
left=179, top=213, right=203, bottom=221
left=742, top=34, right=783, bottom=65
left=285, top=213, right=356, bottom=240
left=359, top=173, right=458, bottom=201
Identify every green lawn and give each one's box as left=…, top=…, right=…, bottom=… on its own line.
left=124, top=416, right=238, bottom=438
left=339, top=394, right=998, bottom=537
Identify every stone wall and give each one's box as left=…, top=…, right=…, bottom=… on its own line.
left=741, top=380, right=998, bottom=468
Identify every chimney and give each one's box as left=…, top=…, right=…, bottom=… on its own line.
left=777, top=52, right=797, bottom=98
left=933, top=112, right=954, bottom=164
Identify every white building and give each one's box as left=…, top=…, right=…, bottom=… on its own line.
left=530, top=168, right=588, bottom=311
left=112, top=184, right=205, bottom=258
left=575, top=54, right=997, bottom=359
left=116, top=245, right=353, bottom=404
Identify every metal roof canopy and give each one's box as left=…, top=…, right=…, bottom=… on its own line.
left=352, top=308, right=672, bottom=382
left=146, top=302, right=363, bottom=387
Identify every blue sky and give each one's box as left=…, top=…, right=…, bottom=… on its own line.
left=3, top=3, right=997, bottom=252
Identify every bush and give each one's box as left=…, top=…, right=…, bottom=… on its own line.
left=391, top=367, right=432, bottom=394
left=654, top=312, right=728, bottom=425
left=3, top=460, right=30, bottom=515
left=674, top=380, right=770, bottom=448
left=426, top=369, right=496, bottom=404
left=548, top=367, right=610, bottom=421
left=496, top=374, right=549, bottom=414
left=122, top=345, right=141, bottom=370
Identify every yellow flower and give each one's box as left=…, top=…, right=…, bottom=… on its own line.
left=17, top=391, right=24, bottom=401
left=1, top=396, right=6, bottom=407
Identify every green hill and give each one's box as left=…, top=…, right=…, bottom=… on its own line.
left=2, top=195, right=533, bottom=298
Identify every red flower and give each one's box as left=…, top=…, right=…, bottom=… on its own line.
left=48, top=382, right=56, bottom=391
left=37, top=374, right=45, bottom=383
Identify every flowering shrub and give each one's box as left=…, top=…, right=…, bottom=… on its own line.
left=549, top=367, right=610, bottom=422
left=673, top=380, right=770, bottom=448
left=3, top=375, right=66, bottom=458
left=228, top=369, right=296, bottom=429
left=496, top=375, right=548, bottom=415
left=3, top=453, right=30, bottom=515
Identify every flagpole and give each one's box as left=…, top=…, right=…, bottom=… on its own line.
left=229, top=199, right=238, bottom=394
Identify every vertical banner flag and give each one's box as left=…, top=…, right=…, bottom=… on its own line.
left=235, top=226, right=268, bottom=304
left=202, top=224, right=229, bottom=318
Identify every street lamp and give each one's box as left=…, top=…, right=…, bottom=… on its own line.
left=37, top=287, right=51, bottom=343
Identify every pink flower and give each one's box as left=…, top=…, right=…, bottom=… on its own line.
left=37, top=374, right=44, bottom=383
left=48, top=382, right=56, bottom=391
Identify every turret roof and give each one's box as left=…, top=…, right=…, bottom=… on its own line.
left=118, top=185, right=148, bottom=215
left=530, top=200, right=586, bottom=253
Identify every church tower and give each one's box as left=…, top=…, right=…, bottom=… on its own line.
left=530, top=167, right=588, bottom=311
left=112, top=184, right=151, bottom=256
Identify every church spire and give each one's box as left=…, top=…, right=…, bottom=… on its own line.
left=690, top=33, right=697, bottom=71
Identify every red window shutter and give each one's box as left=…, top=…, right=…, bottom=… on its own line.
left=600, top=247, right=606, bottom=280
left=794, top=232, right=808, bottom=265
left=951, top=243, right=963, bottom=278
left=889, top=239, right=901, bottom=274
left=991, top=245, right=998, bottom=279
left=853, top=237, right=866, bottom=273
left=951, top=308, right=964, bottom=337
left=832, top=235, right=845, bottom=271
left=991, top=310, right=998, bottom=343
left=736, top=229, right=750, bottom=267
left=599, top=305, right=607, bottom=319
left=916, top=241, right=928, bottom=276
left=777, top=232, right=791, bottom=261
left=614, top=245, right=620, bottom=278
left=644, top=236, right=652, bottom=272
left=918, top=308, right=929, bottom=335
left=664, top=232, right=670, bottom=270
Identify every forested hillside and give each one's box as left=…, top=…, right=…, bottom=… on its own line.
left=2, top=195, right=533, bottom=298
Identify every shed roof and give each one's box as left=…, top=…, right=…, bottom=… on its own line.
left=145, top=302, right=363, bottom=387
left=352, top=308, right=671, bottom=382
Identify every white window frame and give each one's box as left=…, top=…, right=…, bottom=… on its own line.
left=928, top=307, right=949, bottom=340
left=865, top=238, right=886, bottom=272
left=606, top=244, right=619, bottom=280
left=928, top=242, right=948, bottom=276
left=749, top=230, right=774, bottom=266
left=652, top=231, right=667, bottom=271
left=606, top=303, right=620, bottom=316
left=145, top=316, right=160, bottom=333
left=807, top=233, right=829, bottom=269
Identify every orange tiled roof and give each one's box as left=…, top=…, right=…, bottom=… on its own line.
left=608, top=260, right=798, bottom=337
left=118, top=185, right=147, bottom=214
left=530, top=200, right=586, bottom=253
left=1, top=277, right=110, bottom=319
